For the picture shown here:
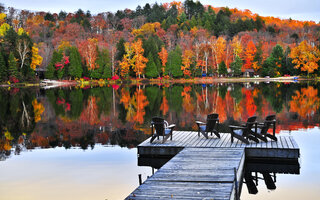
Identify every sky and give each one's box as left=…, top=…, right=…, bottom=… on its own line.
left=1, top=0, right=320, bottom=22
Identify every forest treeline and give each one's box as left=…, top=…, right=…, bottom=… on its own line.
left=0, top=0, right=320, bottom=82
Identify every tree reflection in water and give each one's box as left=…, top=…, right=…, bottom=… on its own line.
left=1, top=82, right=320, bottom=161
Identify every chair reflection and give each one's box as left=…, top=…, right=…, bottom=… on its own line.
left=243, top=160, right=300, bottom=195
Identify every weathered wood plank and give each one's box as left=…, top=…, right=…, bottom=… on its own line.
left=280, top=136, right=289, bottom=149
left=289, top=136, right=299, bottom=149
left=286, top=136, right=294, bottom=149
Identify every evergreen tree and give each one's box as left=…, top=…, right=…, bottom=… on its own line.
left=116, top=38, right=126, bottom=61
left=8, top=52, right=20, bottom=80
left=261, top=57, right=276, bottom=77
left=45, top=62, right=55, bottom=79
left=167, top=46, right=183, bottom=78
left=143, top=35, right=163, bottom=73
left=45, top=51, right=62, bottom=79
left=218, top=61, right=228, bottom=76
left=145, top=52, right=158, bottom=78
left=0, top=51, right=7, bottom=81
left=230, top=56, right=242, bottom=76
left=68, top=47, right=83, bottom=78
left=91, top=49, right=111, bottom=79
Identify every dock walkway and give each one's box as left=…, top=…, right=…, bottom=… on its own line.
left=127, top=131, right=300, bottom=200
left=127, top=147, right=245, bottom=200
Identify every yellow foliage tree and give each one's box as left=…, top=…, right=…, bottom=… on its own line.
left=32, top=99, right=45, bottom=122
left=231, top=36, right=243, bottom=58
left=0, top=23, right=10, bottom=36
left=30, top=44, right=43, bottom=70
left=120, top=42, right=135, bottom=78
left=181, top=50, right=193, bottom=77
left=289, top=40, right=320, bottom=75
left=0, top=13, right=6, bottom=24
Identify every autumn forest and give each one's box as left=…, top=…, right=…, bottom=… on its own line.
left=0, top=0, right=320, bottom=83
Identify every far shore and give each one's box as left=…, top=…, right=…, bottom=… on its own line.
left=0, top=76, right=316, bottom=89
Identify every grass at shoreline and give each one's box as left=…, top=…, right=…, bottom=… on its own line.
left=0, top=76, right=317, bottom=88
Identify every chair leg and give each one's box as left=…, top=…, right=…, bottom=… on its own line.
left=150, top=135, right=156, bottom=143
left=200, top=131, right=209, bottom=139
left=248, top=135, right=259, bottom=143
left=213, top=130, right=221, bottom=138
left=266, top=134, right=277, bottom=141
left=234, top=134, right=249, bottom=144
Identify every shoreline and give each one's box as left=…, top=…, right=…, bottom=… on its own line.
left=0, top=76, right=316, bottom=89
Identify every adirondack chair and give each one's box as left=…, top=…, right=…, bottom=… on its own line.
left=196, top=113, right=220, bottom=139
left=150, top=117, right=176, bottom=143
left=251, top=115, right=277, bottom=142
left=229, top=116, right=259, bottom=144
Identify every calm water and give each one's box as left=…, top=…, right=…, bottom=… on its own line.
left=0, top=82, right=320, bottom=199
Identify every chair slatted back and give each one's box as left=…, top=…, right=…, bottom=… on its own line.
left=151, top=117, right=165, bottom=136
left=244, top=116, right=257, bottom=135
left=261, top=115, right=276, bottom=134
left=205, top=113, right=219, bottom=132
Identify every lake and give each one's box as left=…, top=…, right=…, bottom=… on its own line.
left=0, top=81, right=320, bottom=200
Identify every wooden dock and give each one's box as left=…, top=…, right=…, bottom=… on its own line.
left=127, top=147, right=245, bottom=200
left=127, top=131, right=300, bottom=200
left=138, top=131, right=300, bottom=159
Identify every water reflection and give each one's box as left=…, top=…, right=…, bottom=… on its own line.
left=243, top=160, right=300, bottom=195
left=1, top=82, right=320, bottom=161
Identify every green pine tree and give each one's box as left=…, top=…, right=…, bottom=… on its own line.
left=68, top=47, right=83, bottom=79
left=8, top=52, right=20, bottom=80
left=45, top=51, right=62, bottom=79
left=167, top=46, right=183, bottom=78
left=145, top=52, right=158, bottom=78
left=100, top=49, right=112, bottom=79
left=91, top=49, right=112, bottom=79
left=230, top=56, right=242, bottom=76
left=116, top=38, right=126, bottom=61
left=218, top=61, right=228, bottom=76
left=0, top=51, right=7, bottom=82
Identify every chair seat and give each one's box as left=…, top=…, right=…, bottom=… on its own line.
left=164, top=129, right=171, bottom=135
left=234, top=129, right=244, bottom=136
left=199, top=125, right=206, bottom=132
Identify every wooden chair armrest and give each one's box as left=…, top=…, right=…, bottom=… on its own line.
left=229, top=125, right=247, bottom=129
left=167, top=124, right=176, bottom=129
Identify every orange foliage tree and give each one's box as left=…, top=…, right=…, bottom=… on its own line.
left=80, top=96, right=100, bottom=125
left=289, top=40, right=320, bottom=75
left=181, top=86, right=194, bottom=113
left=181, top=50, right=193, bottom=77
left=78, top=38, right=99, bottom=70
left=134, top=88, right=149, bottom=124
left=210, top=36, right=226, bottom=72
left=132, top=39, right=148, bottom=78
left=243, top=41, right=257, bottom=71
left=158, top=46, right=168, bottom=73
left=290, top=87, right=320, bottom=119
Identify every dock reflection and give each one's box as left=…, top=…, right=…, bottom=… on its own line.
left=242, top=159, right=300, bottom=195
left=138, top=155, right=300, bottom=197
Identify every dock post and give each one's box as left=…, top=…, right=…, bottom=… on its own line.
left=234, top=167, right=239, bottom=200
left=138, top=174, right=142, bottom=185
